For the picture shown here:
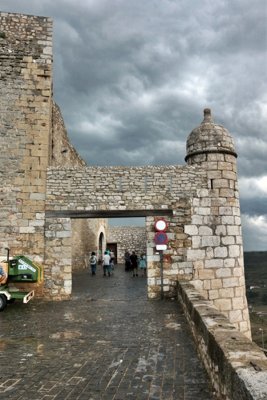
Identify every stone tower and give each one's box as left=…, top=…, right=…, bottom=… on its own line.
left=185, top=108, right=251, bottom=338
left=0, top=13, right=53, bottom=260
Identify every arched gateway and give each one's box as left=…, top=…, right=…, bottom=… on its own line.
left=0, top=12, right=251, bottom=338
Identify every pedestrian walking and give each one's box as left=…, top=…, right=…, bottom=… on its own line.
left=139, top=253, right=147, bottom=277
left=124, top=251, right=131, bottom=272
left=103, top=251, right=111, bottom=277
left=130, top=251, right=138, bottom=277
left=110, top=250, right=115, bottom=273
left=89, top=252, right=97, bottom=276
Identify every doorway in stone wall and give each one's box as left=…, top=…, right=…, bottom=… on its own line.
left=106, top=243, right=117, bottom=263
left=71, top=214, right=148, bottom=300
left=46, top=209, right=174, bottom=300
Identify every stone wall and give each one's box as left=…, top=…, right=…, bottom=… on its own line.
left=51, top=101, right=86, bottom=168
left=177, top=281, right=267, bottom=400
left=0, top=12, right=53, bottom=261
left=0, top=12, right=252, bottom=340
left=45, top=162, right=251, bottom=337
left=44, top=165, right=206, bottom=300
left=0, top=12, right=108, bottom=294
left=50, top=100, right=108, bottom=272
left=108, top=226, right=146, bottom=263
left=72, top=218, right=108, bottom=270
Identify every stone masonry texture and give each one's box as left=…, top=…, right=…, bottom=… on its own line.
left=0, top=11, right=251, bottom=342
left=108, top=227, right=147, bottom=263
left=0, top=12, right=107, bottom=281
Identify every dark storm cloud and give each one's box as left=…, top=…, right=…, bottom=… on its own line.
left=240, top=198, right=267, bottom=218
left=1, top=0, right=267, bottom=250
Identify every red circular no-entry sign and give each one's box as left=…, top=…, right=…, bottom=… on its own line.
left=154, top=218, right=167, bottom=232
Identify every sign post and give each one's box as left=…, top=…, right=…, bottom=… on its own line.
left=159, top=250, right=164, bottom=299
left=154, top=219, right=168, bottom=300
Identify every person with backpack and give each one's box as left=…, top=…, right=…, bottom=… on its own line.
left=89, top=251, right=97, bottom=276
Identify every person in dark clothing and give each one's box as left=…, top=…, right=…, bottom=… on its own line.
left=124, top=251, right=131, bottom=272
left=130, top=251, right=138, bottom=277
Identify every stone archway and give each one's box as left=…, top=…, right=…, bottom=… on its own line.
left=44, top=207, right=188, bottom=300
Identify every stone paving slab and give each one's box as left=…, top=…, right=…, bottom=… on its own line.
left=0, top=265, right=216, bottom=399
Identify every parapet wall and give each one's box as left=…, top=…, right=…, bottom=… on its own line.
left=177, top=281, right=267, bottom=400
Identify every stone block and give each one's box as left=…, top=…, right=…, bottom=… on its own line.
left=205, top=259, right=223, bottom=268
left=209, top=289, right=220, bottom=299
left=210, top=279, right=222, bottom=289
left=229, top=309, right=243, bottom=323
left=224, top=258, right=235, bottom=268
left=222, top=216, right=235, bottom=225
left=219, top=288, right=234, bottom=298
left=19, top=226, right=35, bottom=234
left=198, top=269, right=215, bottom=280
left=232, top=297, right=245, bottom=309
left=184, top=225, right=198, bottom=235
left=198, top=207, right=211, bottom=215
left=191, top=215, right=204, bottom=224
left=187, top=249, right=205, bottom=261
left=30, top=192, right=46, bottom=200
left=223, top=277, right=239, bottom=288
left=219, top=188, right=235, bottom=197
left=227, top=226, right=240, bottom=236
left=192, top=236, right=201, bottom=248
left=201, top=236, right=220, bottom=247
left=222, top=236, right=235, bottom=245
left=56, top=231, right=72, bottom=238
left=193, top=260, right=204, bottom=269
left=214, top=298, right=232, bottom=311
left=219, top=206, right=233, bottom=215
left=214, top=246, right=228, bottom=258
left=199, top=226, right=213, bottom=235
left=229, top=245, right=241, bottom=257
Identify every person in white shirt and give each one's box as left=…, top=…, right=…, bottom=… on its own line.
left=103, top=251, right=111, bottom=277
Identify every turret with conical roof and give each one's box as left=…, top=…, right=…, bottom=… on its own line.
left=183, top=108, right=251, bottom=339
left=185, top=108, right=237, bottom=164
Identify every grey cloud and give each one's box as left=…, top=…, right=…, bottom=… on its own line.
left=240, top=198, right=267, bottom=218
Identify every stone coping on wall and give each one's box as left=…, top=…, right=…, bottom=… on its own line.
left=177, top=281, right=267, bottom=400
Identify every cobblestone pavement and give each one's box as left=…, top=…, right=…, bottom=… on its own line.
left=0, top=265, right=216, bottom=400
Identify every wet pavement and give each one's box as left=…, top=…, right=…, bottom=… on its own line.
left=0, top=265, right=215, bottom=400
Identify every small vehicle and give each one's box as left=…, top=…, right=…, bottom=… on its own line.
left=0, top=248, right=43, bottom=311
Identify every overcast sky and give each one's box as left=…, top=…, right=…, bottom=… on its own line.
left=1, top=0, right=267, bottom=251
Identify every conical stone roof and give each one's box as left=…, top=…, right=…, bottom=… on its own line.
left=185, top=108, right=237, bottom=162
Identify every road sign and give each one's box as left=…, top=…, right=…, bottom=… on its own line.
left=154, top=231, right=168, bottom=245
left=154, top=218, right=167, bottom=232
left=156, top=244, right=167, bottom=251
